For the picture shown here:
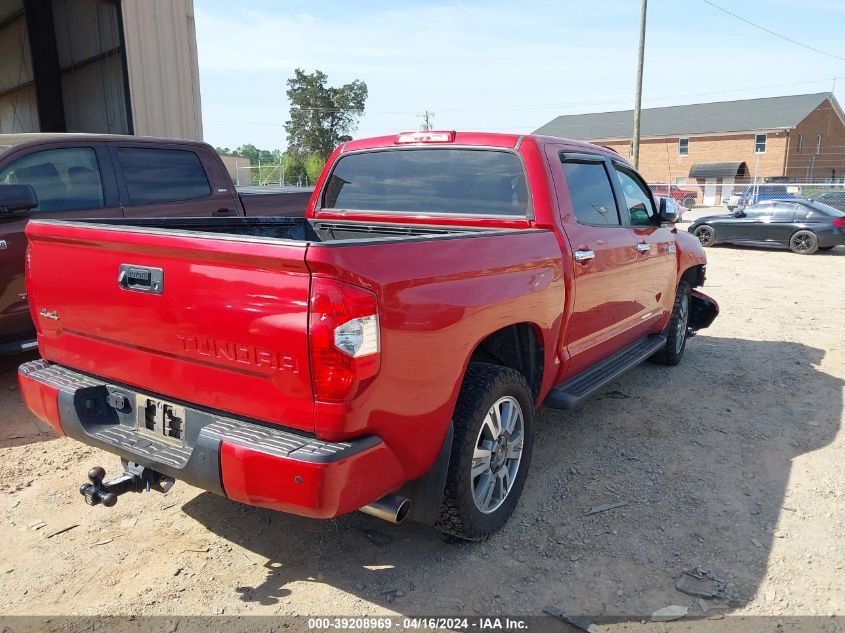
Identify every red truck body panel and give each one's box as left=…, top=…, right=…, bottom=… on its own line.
left=26, top=221, right=315, bottom=431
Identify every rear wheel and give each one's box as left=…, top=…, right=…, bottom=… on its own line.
left=650, top=281, right=691, bottom=366
left=436, top=363, right=534, bottom=541
left=694, top=224, right=716, bottom=247
left=682, top=195, right=696, bottom=207
left=789, top=230, right=818, bottom=255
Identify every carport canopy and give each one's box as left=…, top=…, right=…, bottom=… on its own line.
left=689, top=162, right=747, bottom=178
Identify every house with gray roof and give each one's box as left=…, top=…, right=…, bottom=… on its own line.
left=534, top=93, right=845, bottom=205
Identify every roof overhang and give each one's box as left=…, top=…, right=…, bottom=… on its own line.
left=689, top=161, right=747, bottom=179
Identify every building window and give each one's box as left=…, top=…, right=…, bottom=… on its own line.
left=754, top=133, right=767, bottom=154
left=816, top=135, right=822, bottom=155
left=796, top=133, right=802, bottom=153
left=678, top=138, right=689, bottom=156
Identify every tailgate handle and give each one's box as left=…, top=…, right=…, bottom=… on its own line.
left=118, top=264, right=164, bottom=294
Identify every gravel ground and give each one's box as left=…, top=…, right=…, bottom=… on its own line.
left=0, top=228, right=842, bottom=627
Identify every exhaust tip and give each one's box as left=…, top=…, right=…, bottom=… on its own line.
left=359, top=493, right=411, bottom=524
left=394, top=497, right=410, bottom=524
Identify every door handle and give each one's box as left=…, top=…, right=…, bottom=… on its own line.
left=636, top=242, right=651, bottom=253
left=574, top=249, right=595, bottom=262
left=212, top=208, right=236, bottom=216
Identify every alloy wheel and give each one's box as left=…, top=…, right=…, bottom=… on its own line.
left=695, top=226, right=714, bottom=246
left=791, top=233, right=815, bottom=253
left=675, top=292, right=690, bottom=354
left=470, top=396, right=525, bottom=514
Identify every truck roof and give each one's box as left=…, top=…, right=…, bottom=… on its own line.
left=0, top=133, right=209, bottom=151
left=339, top=131, right=624, bottom=160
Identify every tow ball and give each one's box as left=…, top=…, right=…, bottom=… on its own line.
left=79, top=465, right=175, bottom=507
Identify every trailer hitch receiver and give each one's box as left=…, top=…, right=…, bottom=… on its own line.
left=79, top=465, right=174, bottom=507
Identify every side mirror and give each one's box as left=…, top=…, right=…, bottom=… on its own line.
left=658, top=196, right=680, bottom=224
left=0, top=183, right=38, bottom=219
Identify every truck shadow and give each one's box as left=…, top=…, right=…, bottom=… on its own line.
left=182, top=335, right=841, bottom=618
left=0, top=350, right=57, bottom=448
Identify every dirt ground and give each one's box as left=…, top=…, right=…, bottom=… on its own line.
left=1, top=218, right=843, bottom=627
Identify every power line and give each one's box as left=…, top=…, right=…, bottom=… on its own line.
left=701, top=0, right=845, bottom=62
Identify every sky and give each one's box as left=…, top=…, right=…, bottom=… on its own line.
left=196, top=0, right=845, bottom=152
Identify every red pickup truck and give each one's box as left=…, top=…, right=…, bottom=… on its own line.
left=18, top=131, right=717, bottom=539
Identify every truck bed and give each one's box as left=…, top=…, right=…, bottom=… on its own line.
left=59, top=216, right=490, bottom=244
left=237, top=189, right=313, bottom=217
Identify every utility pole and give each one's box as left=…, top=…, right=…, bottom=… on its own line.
left=631, top=0, right=648, bottom=169
left=419, top=110, right=434, bottom=131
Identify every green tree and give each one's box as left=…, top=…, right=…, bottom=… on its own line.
left=284, top=69, right=367, bottom=160
left=283, top=152, right=307, bottom=185
left=304, top=153, right=325, bottom=184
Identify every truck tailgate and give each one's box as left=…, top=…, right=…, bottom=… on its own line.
left=26, top=221, right=314, bottom=432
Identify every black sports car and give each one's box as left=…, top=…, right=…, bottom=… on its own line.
left=688, top=198, right=845, bottom=254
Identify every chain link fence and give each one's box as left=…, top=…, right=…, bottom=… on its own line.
left=648, top=181, right=845, bottom=211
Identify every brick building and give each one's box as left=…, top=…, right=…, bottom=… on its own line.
left=534, top=93, right=845, bottom=205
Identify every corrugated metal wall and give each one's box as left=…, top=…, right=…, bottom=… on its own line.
left=0, top=0, right=38, bottom=133
left=1, top=0, right=203, bottom=139
left=121, top=0, right=203, bottom=140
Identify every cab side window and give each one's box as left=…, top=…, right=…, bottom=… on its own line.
left=768, top=203, right=797, bottom=221
left=116, top=147, right=211, bottom=205
left=560, top=159, right=621, bottom=226
left=613, top=166, right=657, bottom=226
left=0, top=147, right=104, bottom=212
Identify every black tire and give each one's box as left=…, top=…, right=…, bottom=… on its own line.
left=650, top=281, right=691, bottom=366
left=818, top=246, right=835, bottom=251
left=682, top=195, right=696, bottom=207
left=435, top=363, right=534, bottom=541
left=693, top=224, right=716, bottom=247
left=789, top=230, right=818, bottom=255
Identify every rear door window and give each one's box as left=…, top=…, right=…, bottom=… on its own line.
left=768, top=203, right=797, bottom=221
left=0, top=147, right=104, bottom=212
left=560, top=159, right=621, bottom=226
left=322, top=148, right=529, bottom=216
left=116, top=147, right=211, bottom=205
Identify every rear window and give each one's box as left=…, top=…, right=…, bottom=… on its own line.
left=807, top=201, right=845, bottom=217
left=116, top=147, right=211, bottom=205
left=322, top=148, right=529, bottom=216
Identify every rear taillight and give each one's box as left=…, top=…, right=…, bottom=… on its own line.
left=309, top=278, right=380, bottom=402
left=833, top=218, right=845, bottom=228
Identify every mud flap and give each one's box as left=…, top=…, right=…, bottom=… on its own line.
left=689, top=289, right=719, bottom=331
left=397, top=423, right=453, bottom=524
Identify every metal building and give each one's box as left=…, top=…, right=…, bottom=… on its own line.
left=0, top=0, right=202, bottom=140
